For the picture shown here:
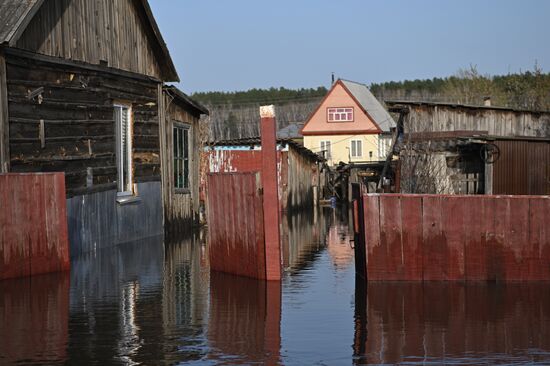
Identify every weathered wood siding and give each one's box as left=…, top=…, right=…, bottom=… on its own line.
left=287, top=147, right=318, bottom=210
left=16, top=0, right=163, bottom=79
left=6, top=51, right=161, bottom=197
left=161, top=95, right=201, bottom=232
left=405, top=105, right=550, bottom=137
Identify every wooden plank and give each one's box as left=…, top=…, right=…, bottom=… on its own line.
left=364, top=195, right=382, bottom=280
left=440, top=196, right=465, bottom=280
left=0, top=50, right=9, bottom=172
left=379, top=195, right=402, bottom=280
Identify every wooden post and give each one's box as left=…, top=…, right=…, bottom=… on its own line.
left=260, top=105, right=282, bottom=281
left=0, top=49, right=10, bottom=173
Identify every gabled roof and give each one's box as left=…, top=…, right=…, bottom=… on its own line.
left=164, top=86, right=209, bottom=116
left=0, top=0, right=179, bottom=81
left=0, top=0, right=41, bottom=44
left=339, top=79, right=396, bottom=132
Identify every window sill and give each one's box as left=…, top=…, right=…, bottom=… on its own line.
left=175, top=188, right=191, bottom=195
left=116, top=194, right=142, bottom=205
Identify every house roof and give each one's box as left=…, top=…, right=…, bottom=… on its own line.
left=0, top=0, right=41, bottom=44
left=277, top=122, right=304, bottom=139
left=385, top=100, right=550, bottom=115
left=0, top=0, right=179, bottom=81
left=340, top=79, right=396, bottom=132
left=209, top=137, right=325, bottom=162
left=164, top=86, right=209, bottom=116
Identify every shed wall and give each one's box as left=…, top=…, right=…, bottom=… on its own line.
left=161, top=96, right=201, bottom=233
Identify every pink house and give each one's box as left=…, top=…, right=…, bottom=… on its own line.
left=301, top=79, right=395, bottom=166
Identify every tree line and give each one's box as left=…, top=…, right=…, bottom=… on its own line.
left=194, top=65, right=550, bottom=141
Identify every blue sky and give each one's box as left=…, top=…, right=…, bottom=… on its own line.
left=149, top=0, right=550, bottom=93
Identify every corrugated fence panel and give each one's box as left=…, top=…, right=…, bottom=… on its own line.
left=207, top=173, right=266, bottom=279
left=0, top=173, right=70, bottom=280
left=493, top=140, right=550, bottom=195
left=362, top=194, right=550, bottom=281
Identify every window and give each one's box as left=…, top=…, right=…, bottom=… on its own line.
left=351, top=140, right=363, bottom=158
left=328, top=107, right=354, bottom=122
left=115, top=103, right=133, bottom=194
left=320, top=140, right=331, bottom=160
left=173, top=124, right=190, bottom=191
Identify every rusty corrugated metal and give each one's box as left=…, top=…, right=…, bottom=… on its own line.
left=493, top=140, right=550, bottom=195
left=0, top=173, right=70, bottom=280
left=361, top=194, right=550, bottom=281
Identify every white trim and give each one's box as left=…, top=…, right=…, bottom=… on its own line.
left=114, top=102, right=133, bottom=195
left=350, top=139, right=363, bottom=158
left=328, top=107, right=354, bottom=122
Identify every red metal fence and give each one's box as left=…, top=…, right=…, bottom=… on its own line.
left=207, top=172, right=267, bottom=279
left=0, top=173, right=70, bottom=280
left=361, top=194, right=550, bottom=281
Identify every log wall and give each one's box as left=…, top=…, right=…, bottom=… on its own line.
left=5, top=50, right=161, bottom=197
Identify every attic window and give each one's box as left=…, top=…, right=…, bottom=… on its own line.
left=328, top=107, right=354, bottom=122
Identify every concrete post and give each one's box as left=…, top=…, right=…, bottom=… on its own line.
left=260, top=105, right=282, bottom=281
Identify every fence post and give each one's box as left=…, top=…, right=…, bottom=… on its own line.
left=260, top=105, right=282, bottom=281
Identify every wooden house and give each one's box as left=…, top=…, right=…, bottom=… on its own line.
left=386, top=101, right=550, bottom=195
left=161, top=86, right=209, bottom=235
left=301, top=79, right=395, bottom=166
left=0, top=0, right=188, bottom=255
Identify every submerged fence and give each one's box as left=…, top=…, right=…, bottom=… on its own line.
left=207, top=172, right=267, bottom=279
left=361, top=194, right=550, bottom=281
left=0, top=173, right=70, bottom=280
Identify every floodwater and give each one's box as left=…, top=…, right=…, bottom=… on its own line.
left=1, top=208, right=550, bottom=365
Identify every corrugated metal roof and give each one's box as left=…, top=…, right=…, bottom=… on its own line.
left=340, top=79, right=396, bottom=132
left=0, top=0, right=41, bottom=44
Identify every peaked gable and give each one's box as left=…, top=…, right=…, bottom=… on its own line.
left=301, top=80, right=382, bottom=136
left=4, top=0, right=178, bottom=81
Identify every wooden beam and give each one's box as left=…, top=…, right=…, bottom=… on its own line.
left=0, top=49, right=10, bottom=172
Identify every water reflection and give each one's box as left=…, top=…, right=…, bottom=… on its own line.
left=208, top=273, right=281, bottom=365
left=354, top=281, right=550, bottom=365
left=0, top=272, right=69, bottom=365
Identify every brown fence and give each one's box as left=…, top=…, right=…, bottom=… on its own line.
left=361, top=194, right=550, bottom=281
left=207, top=172, right=267, bottom=279
left=0, top=173, right=70, bottom=280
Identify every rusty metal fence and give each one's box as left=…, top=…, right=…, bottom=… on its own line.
left=359, top=194, right=550, bottom=281
left=0, top=173, right=70, bottom=280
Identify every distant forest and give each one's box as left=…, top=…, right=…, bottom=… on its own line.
left=193, top=65, right=550, bottom=141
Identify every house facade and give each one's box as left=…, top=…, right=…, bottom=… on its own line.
left=301, top=79, right=395, bottom=166
left=0, top=0, right=193, bottom=255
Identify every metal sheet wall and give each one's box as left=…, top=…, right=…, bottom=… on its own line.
left=361, top=194, right=550, bottom=281
left=493, top=140, right=550, bottom=195
left=0, top=173, right=70, bottom=279
left=207, top=172, right=267, bottom=279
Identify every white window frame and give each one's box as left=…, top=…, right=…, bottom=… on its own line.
left=114, top=102, right=133, bottom=196
left=327, top=107, right=354, bottom=122
left=173, top=122, right=191, bottom=193
left=320, top=140, right=332, bottom=160
left=350, top=139, right=363, bottom=158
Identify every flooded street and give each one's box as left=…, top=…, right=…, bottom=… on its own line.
left=1, top=208, right=550, bottom=365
